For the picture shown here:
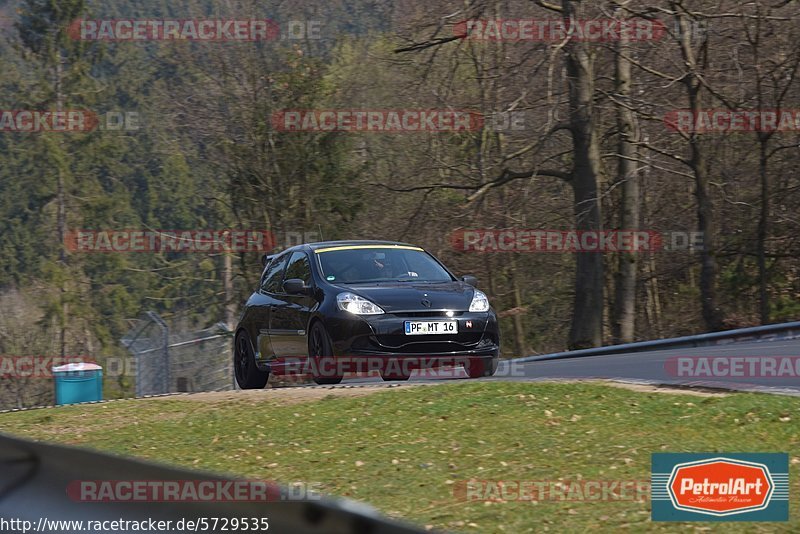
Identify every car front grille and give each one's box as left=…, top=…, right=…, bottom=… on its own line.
left=372, top=333, right=483, bottom=352
left=392, top=311, right=465, bottom=318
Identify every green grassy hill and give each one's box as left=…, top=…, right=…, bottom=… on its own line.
left=2, top=382, right=798, bottom=532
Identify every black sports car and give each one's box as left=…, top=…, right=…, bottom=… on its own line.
left=234, top=240, right=500, bottom=387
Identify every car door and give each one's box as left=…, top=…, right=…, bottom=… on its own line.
left=268, top=251, right=315, bottom=359
left=252, top=252, right=290, bottom=365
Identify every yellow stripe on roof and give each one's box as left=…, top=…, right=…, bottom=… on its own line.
left=314, top=245, right=424, bottom=254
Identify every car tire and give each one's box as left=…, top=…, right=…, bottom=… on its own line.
left=465, top=357, right=499, bottom=379
left=234, top=332, right=269, bottom=389
left=380, top=372, right=411, bottom=382
left=487, top=357, right=499, bottom=377
left=309, top=322, right=343, bottom=385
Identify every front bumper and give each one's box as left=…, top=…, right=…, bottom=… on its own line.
left=322, top=309, right=500, bottom=364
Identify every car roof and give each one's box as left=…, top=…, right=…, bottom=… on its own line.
left=266, top=241, right=424, bottom=262
left=305, top=240, right=419, bottom=251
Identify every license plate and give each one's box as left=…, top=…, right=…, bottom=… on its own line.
left=404, top=321, right=458, bottom=335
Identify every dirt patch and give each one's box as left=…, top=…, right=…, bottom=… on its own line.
left=159, top=378, right=728, bottom=405
left=158, top=377, right=728, bottom=407
left=158, top=383, right=422, bottom=405
left=605, top=381, right=729, bottom=397
left=533, top=378, right=729, bottom=397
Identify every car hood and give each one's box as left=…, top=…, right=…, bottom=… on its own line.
left=336, top=281, right=477, bottom=313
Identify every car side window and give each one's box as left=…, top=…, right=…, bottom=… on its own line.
left=261, top=253, right=289, bottom=294
left=284, top=251, right=312, bottom=285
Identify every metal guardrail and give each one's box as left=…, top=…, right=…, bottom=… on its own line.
left=515, top=320, right=800, bottom=363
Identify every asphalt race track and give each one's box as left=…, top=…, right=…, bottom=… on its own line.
left=315, top=338, right=800, bottom=395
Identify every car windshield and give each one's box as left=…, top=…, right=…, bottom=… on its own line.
left=317, top=247, right=454, bottom=284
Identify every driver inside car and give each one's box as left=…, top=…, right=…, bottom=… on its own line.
left=367, top=252, right=418, bottom=280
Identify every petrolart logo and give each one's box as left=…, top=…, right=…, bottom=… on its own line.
left=652, top=453, right=789, bottom=521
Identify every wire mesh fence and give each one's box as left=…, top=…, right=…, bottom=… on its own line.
left=121, top=312, right=234, bottom=397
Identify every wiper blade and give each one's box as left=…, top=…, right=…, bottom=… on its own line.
left=394, top=279, right=449, bottom=283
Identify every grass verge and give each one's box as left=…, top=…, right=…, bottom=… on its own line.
left=1, top=382, right=798, bottom=532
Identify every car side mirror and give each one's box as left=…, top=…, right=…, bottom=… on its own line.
left=461, top=275, right=478, bottom=287
left=283, top=278, right=312, bottom=295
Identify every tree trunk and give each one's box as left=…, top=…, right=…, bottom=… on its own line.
left=675, top=11, right=723, bottom=332
left=644, top=254, right=662, bottom=336
left=612, top=23, right=639, bottom=344
left=509, top=256, right=528, bottom=357
left=56, top=55, right=68, bottom=358
left=757, top=138, right=769, bottom=324
left=563, top=0, right=604, bottom=349
left=223, top=251, right=236, bottom=330
left=690, top=118, right=721, bottom=331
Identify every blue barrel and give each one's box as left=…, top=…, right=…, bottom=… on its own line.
left=52, top=363, right=103, bottom=406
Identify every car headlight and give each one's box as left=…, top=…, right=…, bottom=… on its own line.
left=469, top=289, right=490, bottom=312
left=337, top=292, right=385, bottom=315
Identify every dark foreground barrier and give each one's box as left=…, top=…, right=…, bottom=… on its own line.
left=0, top=433, right=426, bottom=534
